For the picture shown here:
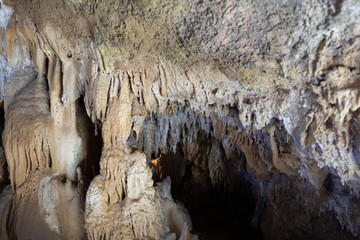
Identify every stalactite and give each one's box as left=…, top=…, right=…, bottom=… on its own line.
left=0, top=0, right=359, bottom=239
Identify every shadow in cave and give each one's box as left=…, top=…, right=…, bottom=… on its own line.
left=0, top=102, right=4, bottom=146
left=75, top=97, right=102, bottom=183
left=0, top=102, right=9, bottom=190
left=151, top=134, right=263, bottom=240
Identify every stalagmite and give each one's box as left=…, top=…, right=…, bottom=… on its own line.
left=0, top=0, right=359, bottom=239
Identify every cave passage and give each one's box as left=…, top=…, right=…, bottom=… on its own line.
left=138, top=108, right=263, bottom=240
left=0, top=0, right=360, bottom=239
left=150, top=142, right=263, bottom=240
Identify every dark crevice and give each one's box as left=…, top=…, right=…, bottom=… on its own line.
left=0, top=103, right=9, bottom=190
left=0, top=103, right=4, bottom=147
left=75, top=97, right=102, bottom=182
left=43, top=56, right=51, bottom=109
left=333, top=0, right=344, bottom=16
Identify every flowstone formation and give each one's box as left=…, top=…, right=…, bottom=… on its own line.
left=0, top=0, right=359, bottom=239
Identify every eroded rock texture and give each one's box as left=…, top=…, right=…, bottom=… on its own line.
left=0, top=0, right=359, bottom=239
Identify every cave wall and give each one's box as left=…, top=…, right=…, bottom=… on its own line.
left=0, top=0, right=359, bottom=239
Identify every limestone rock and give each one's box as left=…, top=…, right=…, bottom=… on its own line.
left=0, top=0, right=359, bottom=239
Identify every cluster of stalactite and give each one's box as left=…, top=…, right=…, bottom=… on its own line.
left=0, top=0, right=359, bottom=239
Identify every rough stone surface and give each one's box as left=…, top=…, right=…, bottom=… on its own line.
left=0, top=0, right=359, bottom=239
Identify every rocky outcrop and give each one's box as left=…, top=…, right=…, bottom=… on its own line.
left=0, top=0, right=359, bottom=239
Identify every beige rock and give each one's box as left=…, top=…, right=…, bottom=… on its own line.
left=0, top=0, right=360, bottom=239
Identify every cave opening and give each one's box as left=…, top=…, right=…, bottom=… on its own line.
left=148, top=127, right=263, bottom=240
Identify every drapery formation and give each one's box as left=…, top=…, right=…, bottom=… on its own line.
left=0, top=0, right=359, bottom=239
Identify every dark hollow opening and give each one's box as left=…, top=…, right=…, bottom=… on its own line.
left=149, top=129, right=263, bottom=240
left=75, top=97, right=102, bottom=183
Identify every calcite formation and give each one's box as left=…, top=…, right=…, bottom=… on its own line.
left=0, top=0, right=359, bottom=239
